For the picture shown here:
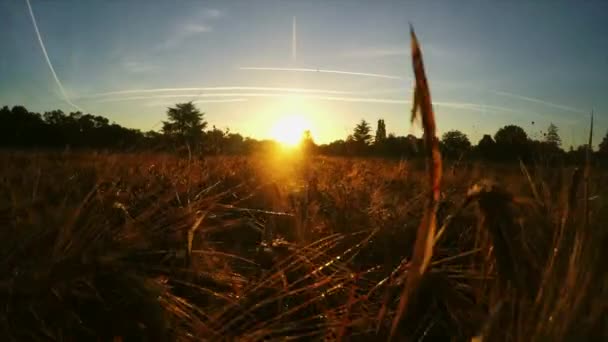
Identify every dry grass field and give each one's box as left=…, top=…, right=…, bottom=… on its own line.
left=0, top=151, right=605, bottom=341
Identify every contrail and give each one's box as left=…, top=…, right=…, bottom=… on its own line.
left=88, top=90, right=540, bottom=118
left=292, top=16, right=297, bottom=61
left=240, top=66, right=404, bottom=80
left=145, top=98, right=247, bottom=107
left=91, top=92, right=529, bottom=113
left=78, top=86, right=357, bottom=99
left=25, top=0, right=83, bottom=112
left=194, top=98, right=246, bottom=104
left=92, top=92, right=409, bottom=104
left=491, top=90, right=584, bottom=114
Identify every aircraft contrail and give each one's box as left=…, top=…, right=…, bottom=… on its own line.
left=25, top=0, right=83, bottom=112
left=491, top=90, right=584, bottom=114
left=86, top=89, right=540, bottom=119
left=145, top=98, right=247, bottom=107
left=78, top=86, right=357, bottom=99
left=91, top=92, right=528, bottom=114
left=240, top=67, right=404, bottom=80
left=193, top=98, right=247, bottom=103
left=93, top=92, right=409, bottom=104
left=292, top=16, right=297, bottom=62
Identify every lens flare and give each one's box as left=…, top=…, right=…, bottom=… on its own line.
left=270, top=114, right=311, bottom=147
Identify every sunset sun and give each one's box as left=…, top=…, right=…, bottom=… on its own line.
left=270, top=114, right=311, bottom=147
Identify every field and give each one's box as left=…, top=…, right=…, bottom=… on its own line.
left=1, top=151, right=605, bottom=341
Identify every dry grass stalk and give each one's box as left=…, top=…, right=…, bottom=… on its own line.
left=519, top=158, right=543, bottom=207
left=389, top=25, right=443, bottom=340
left=583, top=110, right=593, bottom=230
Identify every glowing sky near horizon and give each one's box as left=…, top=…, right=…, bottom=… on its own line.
left=1, top=0, right=607, bottom=147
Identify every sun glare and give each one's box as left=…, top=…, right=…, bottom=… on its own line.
left=270, top=114, right=311, bottom=147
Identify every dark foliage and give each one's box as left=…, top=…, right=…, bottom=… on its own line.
left=1, top=105, right=604, bottom=164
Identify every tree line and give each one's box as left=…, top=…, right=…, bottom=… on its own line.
left=0, top=103, right=267, bottom=154
left=317, top=119, right=596, bottom=163
left=2, top=102, right=607, bottom=163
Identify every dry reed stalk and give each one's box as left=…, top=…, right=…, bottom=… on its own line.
left=389, top=26, right=443, bottom=340
left=466, top=181, right=516, bottom=280
left=519, top=159, right=543, bottom=207
left=535, top=167, right=583, bottom=305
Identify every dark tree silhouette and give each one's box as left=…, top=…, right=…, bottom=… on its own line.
left=345, top=120, right=371, bottom=155
left=566, top=144, right=589, bottom=164
left=495, top=125, right=528, bottom=145
left=476, top=134, right=496, bottom=160
left=162, top=102, right=207, bottom=147
left=383, top=134, right=421, bottom=158
left=300, top=129, right=316, bottom=154
left=494, top=125, right=530, bottom=160
left=204, top=126, right=226, bottom=154
left=223, top=132, right=246, bottom=154
left=599, top=130, right=608, bottom=159
left=441, top=130, right=471, bottom=159
left=2, top=103, right=577, bottom=163
left=374, top=119, right=387, bottom=144
left=545, top=123, right=561, bottom=147
left=353, top=120, right=372, bottom=145
left=319, top=139, right=348, bottom=155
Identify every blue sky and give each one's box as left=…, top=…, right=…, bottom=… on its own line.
left=1, top=0, right=607, bottom=146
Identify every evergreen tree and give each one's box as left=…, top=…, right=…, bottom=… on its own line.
left=300, top=129, right=316, bottom=154
left=374, top=119, right=387, bottom=144
left=599, top=130, right=608, bottom=158
left=353, top=120, right=372, bottom=145
left=162, top=102, right=207, bottom=146
left=545, top=123, right=561, bottom=147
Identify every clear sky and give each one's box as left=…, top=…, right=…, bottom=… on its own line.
left=1, top=0, right=607, bottom=147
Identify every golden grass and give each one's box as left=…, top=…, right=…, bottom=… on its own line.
left=388, top=26, right=443, bottom=340
left=0, top=150, right=605, bottom=340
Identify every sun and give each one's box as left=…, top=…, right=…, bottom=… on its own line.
left=270, top=114, right=311, bottom=147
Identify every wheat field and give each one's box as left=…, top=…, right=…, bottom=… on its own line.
left=0, top=150, right=605, bottom=341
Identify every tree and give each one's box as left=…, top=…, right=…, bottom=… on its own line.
left=380, top=134, right=420, bottom=159
left=300, top=129, right=316, bottom=154
left=319, top=139, right=347, bottom=155
left=204, top=125, right=226, bottom=154
left=599, top=130, right=608, bottom=159
left=476, top=134, right=496, bottom=160
left=162, top=102, right=207, bottom=146
left=567, top=144, right=589, bottom=164
left=441, top=130, right=471, bottom=159
left=495, top=125, right=528, bottom=145
left=545, top=123, right=561, bottom=147
left=374, top=119, right=387, bottom=144
left=494, top=125, right=530, bottom=160
left=224, top=132, right=245, bottom=154
left=0, top=105, right=145, bottom=149
left=353, top=120, right=372, bottom=145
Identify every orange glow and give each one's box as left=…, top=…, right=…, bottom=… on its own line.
left=270, top=114, right=311, bottom=147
